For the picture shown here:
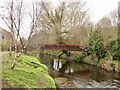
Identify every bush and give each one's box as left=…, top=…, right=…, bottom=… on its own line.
left=1, top=41, right=9, bottom=51
left=88, top=29, right=106, bottom=58
left=88, top=29, right=106, bottom=63
left=108, top=39, right=120, bottom=60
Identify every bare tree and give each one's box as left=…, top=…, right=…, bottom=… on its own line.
left=63, top=2, right=89, bottom=28
left=1, top=0, right=14, bottom=56
left=97, top=17, right=117, bottom=45
left=38, top=1, right=66, bottom=44
left=1, top=0, right=24, bottom=56
left=63, top=1, right=91, bottom=45
left=97, top=17, right=113, bottom=29
left=37, top=1, right=90, bottom=45
left=1, top=0, right=25, bottom=69
left=109, top=9, right=118, bottom=26
left=0, top=0, right=41, bottom=69
left=23, top=2, right=42, bottom=51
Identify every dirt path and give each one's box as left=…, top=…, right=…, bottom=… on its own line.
left=0, top=51, right=9, bottom=56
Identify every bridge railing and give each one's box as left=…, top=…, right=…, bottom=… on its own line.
left=40, top=44, right=88, bottom=52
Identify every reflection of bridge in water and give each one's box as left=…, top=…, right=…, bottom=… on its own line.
left=40, top=44, right=89, bottom=73
left=40, top=44, right=88, bottom=52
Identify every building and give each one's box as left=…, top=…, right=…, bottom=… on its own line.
left=0, top=27, right=13, bottom=51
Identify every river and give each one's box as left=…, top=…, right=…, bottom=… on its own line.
left=31, top=53, right=120, bottom=89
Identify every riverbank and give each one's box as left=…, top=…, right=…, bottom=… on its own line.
left=45, top=51, right=120, bottom=73
left=1, top=53, right=56, bottom=88
left=83, top=54, right=120, bottom=72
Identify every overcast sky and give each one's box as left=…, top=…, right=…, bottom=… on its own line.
left=0, top=0, right=119, bottom=35
left=85, top=0, right=119, bottom=23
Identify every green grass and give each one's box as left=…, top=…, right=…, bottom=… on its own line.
left=2, top=53, right=56, bottom=88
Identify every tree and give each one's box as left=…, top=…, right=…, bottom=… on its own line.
left=1, top=0, right=24, bottom=56
left=108, top=39, right=120, bottom=60
left=37, top=1, right=90, bottom=44
left=97, top=17, right=116, bottom=45
left=1, top=0, right=41, bottom=51
left=109, top=9, right=118, bottom=26
left=29, top=30, right=55, bottom=51
left=88, top=28, right=106, bottom=64
left=97, top=17, right=113, bottom=29
left=38, top=1, right=66, bottom=44
left=63, top=1, right=91, bottom=45
left=63, top=1, right=89, bottom=30
left=0, top=0, right=41, bottom=69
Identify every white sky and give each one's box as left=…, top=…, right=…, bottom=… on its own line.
left=0, top=0, right=119, bottom=37
left=85, top=0, right=119, bottom=23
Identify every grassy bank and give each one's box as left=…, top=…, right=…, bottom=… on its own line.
left=2, top=53, right=56, bottom=88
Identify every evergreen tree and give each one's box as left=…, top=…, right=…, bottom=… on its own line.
left=88, top=28, right=106, bottom=64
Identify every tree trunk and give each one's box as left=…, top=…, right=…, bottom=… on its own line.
left=9, top=45, right=12, bottom=56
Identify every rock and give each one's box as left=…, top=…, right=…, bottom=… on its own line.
left=99, top=60, right=114, bottom=72
left=54, top=77, right=68, bottom=87
left=54, top=77, right=77, bottom=88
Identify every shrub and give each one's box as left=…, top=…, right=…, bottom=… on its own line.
left=1, top=41, right=9, bottom=51
left=88, top=28, right=106, bottom=63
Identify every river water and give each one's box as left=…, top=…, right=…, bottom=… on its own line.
left=33, top=54, right=120, bottom=89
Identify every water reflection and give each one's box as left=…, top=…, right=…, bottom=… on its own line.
left=53, top=59, right=62, bottom=71
left=53, top=59, right=74, bottom=74
left=65, top=67, right=74, bottom=74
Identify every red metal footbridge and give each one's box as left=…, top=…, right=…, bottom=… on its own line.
left=40, top=44, right=88, bottom=52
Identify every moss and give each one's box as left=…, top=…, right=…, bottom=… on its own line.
left=38, top=74, right=56, bottom=88
left=2, top=53, right=56, bottom=88
left=3, top=69, right=38, bottom=88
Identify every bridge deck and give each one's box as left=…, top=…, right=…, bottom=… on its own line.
left=41, top=44, right=87, bottom=52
